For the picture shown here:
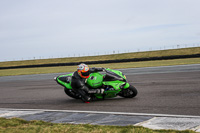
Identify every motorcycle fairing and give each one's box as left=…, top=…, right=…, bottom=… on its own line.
left=56, top=73, right=73, bottom=89
left=86, top=72, right=104, bottom=88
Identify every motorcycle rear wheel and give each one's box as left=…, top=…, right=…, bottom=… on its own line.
left=119, top=85, right=138, bottom=98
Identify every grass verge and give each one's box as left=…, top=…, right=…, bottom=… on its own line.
left=0, top=47, right=200, bottom=67
left=0, top=117, right=196, bottom=133
left=0, top=57, right=200, bottom=76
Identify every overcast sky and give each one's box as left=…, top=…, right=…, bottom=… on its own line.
left=0, top=0, right=200, bottom=61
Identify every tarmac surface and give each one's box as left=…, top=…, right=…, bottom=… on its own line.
left=0, top=64, right=200, bottom=116
left=0, top=64, right=200, bottom=131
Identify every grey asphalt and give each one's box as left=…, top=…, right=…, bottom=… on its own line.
left=0, top=64, right=200, bottom=116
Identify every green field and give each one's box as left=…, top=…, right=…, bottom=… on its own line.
left=0, top=117, right=196, bottom=133
left=0, top=57, right=200, bottom=76
left=0, top=47, right=200, bottom=76
left=1, top=47, right=200, bottom=67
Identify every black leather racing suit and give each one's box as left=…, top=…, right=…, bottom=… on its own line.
left=71, top=67, right=104, bottom=102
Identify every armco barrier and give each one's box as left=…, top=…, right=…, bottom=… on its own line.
left=0, top=54, right=200, bottom=70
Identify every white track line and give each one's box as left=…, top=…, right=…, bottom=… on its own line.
left=0, top=108, right=200, bottom=118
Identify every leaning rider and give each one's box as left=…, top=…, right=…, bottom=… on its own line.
left=71, top=63, right=104, bottom=102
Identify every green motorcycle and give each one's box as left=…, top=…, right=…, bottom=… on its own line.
left=54, top=68, right=138, bottom=101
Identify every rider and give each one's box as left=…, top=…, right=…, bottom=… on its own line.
left=71, top=63, right=105, bottom=102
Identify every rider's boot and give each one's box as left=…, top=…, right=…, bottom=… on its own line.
left=75, top=88, right=91, bottom=103
left=81, top=95, right=91, bottom=103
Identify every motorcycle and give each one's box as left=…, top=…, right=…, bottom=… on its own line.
left=54, top=68, right=138, bottom=101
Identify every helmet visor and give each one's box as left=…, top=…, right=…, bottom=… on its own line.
left=82, top=71, right=89, bottom=76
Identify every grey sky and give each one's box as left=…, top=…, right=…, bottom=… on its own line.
left=0, top=0, right=200, bottom=61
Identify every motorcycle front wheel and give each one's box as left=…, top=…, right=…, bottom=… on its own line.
left=119, top=85, right=138, bottom=98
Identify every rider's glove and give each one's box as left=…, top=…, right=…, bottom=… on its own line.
left=96, top=89, right=104, bottom=94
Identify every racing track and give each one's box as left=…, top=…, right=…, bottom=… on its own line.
left=0, top=64, right=200, bottom=116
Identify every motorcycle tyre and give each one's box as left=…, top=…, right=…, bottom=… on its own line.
left=64, top=88, right=81, bottom=99
left=119, top=85, right=138, bottom=98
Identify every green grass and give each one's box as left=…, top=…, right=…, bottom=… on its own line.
left=0, top=57, right=200, bottom=76
left=0, top=117, right=196, bottom=133
left=0, top=47, right=200, bottom=67
left=0, top=47, right=200, bottom=76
